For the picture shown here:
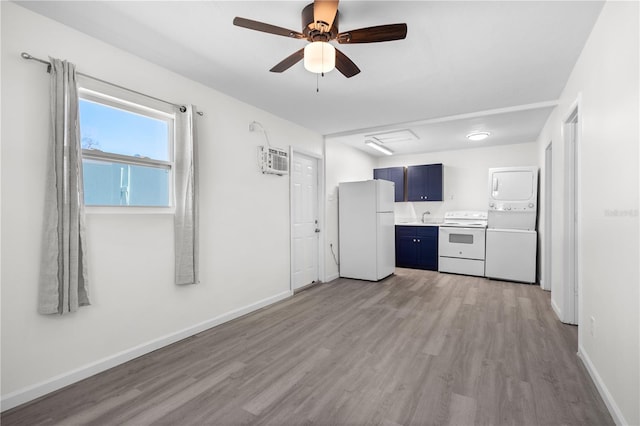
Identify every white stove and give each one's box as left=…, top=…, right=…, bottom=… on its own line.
left=439, top=211, right=488, bottom=277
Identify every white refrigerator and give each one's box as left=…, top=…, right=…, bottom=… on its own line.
left=338, top=180, right=395, bottom=281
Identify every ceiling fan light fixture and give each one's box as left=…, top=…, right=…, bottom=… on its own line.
left=365, top=140, right=394, bottom=155
left=466, top=131, right=490, bottom=141
left=304, top=41, right=336, bottom=73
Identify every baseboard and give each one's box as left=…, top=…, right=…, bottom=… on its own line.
left=551, top=298, right=562, bottom=321
left=293, top=281, right=321, bottom=294
left=0, top=290, right=292, bottom=412
left=325, top=272, right=339, bottom=282
left=577, top=345, right=628, bottom=426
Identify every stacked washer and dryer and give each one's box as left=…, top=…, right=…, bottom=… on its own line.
left=485, top=166, right=539, bottom=284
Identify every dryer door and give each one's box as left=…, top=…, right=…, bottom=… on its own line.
left=489, top=167, right=537, bottom=202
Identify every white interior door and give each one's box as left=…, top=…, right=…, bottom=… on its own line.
left=291, top=152, right=319, bottom=290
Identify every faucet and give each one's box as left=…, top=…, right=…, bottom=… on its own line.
left=421, top=211, right=431, bottom=223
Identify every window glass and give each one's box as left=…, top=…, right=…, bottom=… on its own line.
left=79, top=99, right=170, bottom=161
left=83, top=159, right=170, bottom=207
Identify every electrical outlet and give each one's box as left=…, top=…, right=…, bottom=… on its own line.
left=590, top=316, right=595, bottom=337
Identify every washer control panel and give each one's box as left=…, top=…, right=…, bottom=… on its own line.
left=488, top=202, right=536, bottom=212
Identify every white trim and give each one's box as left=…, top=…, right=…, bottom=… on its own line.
left=325, top=272, right=340, bottom=282
left=542, top=141, right=553, bottom=292
left=85, top=206, right=175, bottom=215
left=326, top=100, right=559, bottom=138
left=561, top=94, right=582, bottom=325
left=0, top=290, right=292, bottom=412
left=551, top=298, right=562, bottom=321
left=577, top=346, right=628, bottom=426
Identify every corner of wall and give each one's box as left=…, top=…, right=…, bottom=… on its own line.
left=577, top=347, right=628, bottom=426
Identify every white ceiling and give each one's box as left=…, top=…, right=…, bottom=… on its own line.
left=16, top=1, right=604, bottom=156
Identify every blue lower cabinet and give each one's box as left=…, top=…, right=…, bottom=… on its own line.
left=395, top=226, right=438, bottom=270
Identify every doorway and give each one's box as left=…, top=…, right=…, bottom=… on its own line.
left=562, top=100, right=581, bottom=325
left=290, top=150, right=322, bottom=291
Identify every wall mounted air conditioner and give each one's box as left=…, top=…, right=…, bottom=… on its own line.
left=259, top=146, right=289, bottom=176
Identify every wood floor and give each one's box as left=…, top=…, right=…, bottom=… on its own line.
left=2, top=269, right=613, bottom=425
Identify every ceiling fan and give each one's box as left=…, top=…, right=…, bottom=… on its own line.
left=233, top=0, right=407, bottom=78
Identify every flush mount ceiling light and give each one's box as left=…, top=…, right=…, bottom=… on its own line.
left=466, top=131, right=490, bottom=141
left=304, top=41, right=336, bottom=73
left=365, top=140, right=394, bottom=155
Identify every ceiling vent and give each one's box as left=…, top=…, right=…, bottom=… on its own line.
left=366, top=129, right=419, bottom=145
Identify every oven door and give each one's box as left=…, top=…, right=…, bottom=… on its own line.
left=438, top=227, right=486, bottom=260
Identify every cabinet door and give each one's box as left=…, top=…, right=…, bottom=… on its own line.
left=374, top=167, right=405, bottom=202
left=395, top=226, right=417, bottom=267
left=396, top=236, right=417, bottom=267
left=406, top=166, right=425, bottom=201
left=425, top=164, right=443, bottom=201
left=416, top=233, right=439, bottom=270
left=407, top=164, right=443, bottom=201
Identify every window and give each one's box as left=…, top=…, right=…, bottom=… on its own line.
left=78, top=87, right=175, bottom=207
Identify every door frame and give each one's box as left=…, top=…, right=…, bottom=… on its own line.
left=543, top=142, right=553, bottom=291
left=561, top=95, right=582, bottom=325
left=289, top=147, right=325, bottom=293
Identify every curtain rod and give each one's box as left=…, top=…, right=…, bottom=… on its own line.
left=21, top=52, right=204, bottom=116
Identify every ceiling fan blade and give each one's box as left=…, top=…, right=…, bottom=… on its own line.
left=337, top=23, right=407, bottom=44
left=233, top=17, right=305, bottom=39
left=270, top=48, right=305, bottom=73
left=335, top=48, right=360, bottom=78
left=313, top=0, right=339, bottom=31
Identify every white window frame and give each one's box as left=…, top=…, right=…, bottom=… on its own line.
left=77, top=79, right=177, bottom=213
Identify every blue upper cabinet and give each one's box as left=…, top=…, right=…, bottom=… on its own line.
left=373, top=167, right=405, bottom=202
left=407, top=164, right=443, bottom=201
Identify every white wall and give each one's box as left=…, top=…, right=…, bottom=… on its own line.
left=324, top=139, right=377, bottom=281
left=376, top=143, right=539, bottom=222
left=536, top=2, right=639, bottom=424
left=0, top=2, right=323, bottom=408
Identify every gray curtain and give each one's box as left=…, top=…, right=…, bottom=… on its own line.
left=175, top=105, right=199, bottom=285
left=39, top=57, right=90, bottom=314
